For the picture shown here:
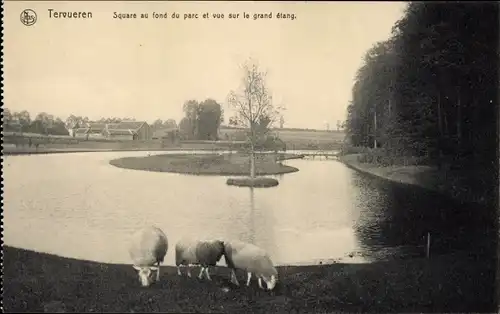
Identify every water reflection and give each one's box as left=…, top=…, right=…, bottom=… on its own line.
left=248, top=187, right=256, bottom=244
left=351, top=171, right=493, bottom=260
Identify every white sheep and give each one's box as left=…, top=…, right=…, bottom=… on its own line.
left=175, top=238, right=225, bottom=281
left=128, top=226, right=169, bottom=287
left=223, top=240, right=278, bottom=290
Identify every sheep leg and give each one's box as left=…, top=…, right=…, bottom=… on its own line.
left=177, top=266, right=182, bottom=276
left=205, top=267, right=212, bottom=281
left=246, top=272, right=252, bottom=286
left=156, top=262, right=161, bottom=281
left=230, top=269, right=240, bottom=286
left=198, top=267, right=205, bottom=280
left=187, top=267, right=192, bottom=278
left=258, top=277, right=264, bottom=289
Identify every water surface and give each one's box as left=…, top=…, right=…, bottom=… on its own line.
left=3, top=151, right=489, bottom=266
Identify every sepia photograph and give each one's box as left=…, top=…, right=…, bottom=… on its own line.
left=2, top=1, right=498, bottom=313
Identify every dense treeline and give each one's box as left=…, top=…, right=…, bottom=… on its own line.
left=345, top=2, right=498, bottom=170
left=3, top=109, right=69, bottom=135
left=2, top=109, right=177, bottom=136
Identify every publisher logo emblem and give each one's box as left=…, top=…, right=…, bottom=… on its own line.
left=21, top=9, right=37, bottom=26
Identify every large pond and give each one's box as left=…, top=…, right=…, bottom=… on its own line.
left=3, top=151, right=492, bottom=266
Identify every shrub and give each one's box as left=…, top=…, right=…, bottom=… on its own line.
left=226, top=177, right=279, bottom=188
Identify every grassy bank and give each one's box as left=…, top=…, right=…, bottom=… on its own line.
left=339, top=153, right=491, bottom=207
left=3, top=246, right=495, bottom=313
left=109, top=153, right=299, bottom=176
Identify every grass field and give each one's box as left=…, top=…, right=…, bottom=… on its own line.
left=109, top=153, right=300, bottom=176
left=274, top=129, right=345, bottom=141
left=219, top=127, right=345, bottom=150
left=3, top=246, right=495, bottom=313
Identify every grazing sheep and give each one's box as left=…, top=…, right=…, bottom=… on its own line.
left=223, top=240, right=278, bottom=290
left=129, top=226, right=169, bottom=287
left=175, top=238, right=225, bottom=281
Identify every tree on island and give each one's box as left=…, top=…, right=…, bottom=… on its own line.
left=227, top=58, right=283, bottom=179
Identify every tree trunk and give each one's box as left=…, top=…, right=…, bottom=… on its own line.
left=250, top=151, right=256, bottom=179
left=437, top=90, right=444, bottom=169
left=437, top=91, right=443, bottom=137
left=443, top=110, right=449, bottom=137
left=456, top=88, right=462, bottom=148
left=249, top=133, right=256, bottom=179
left=365, top=124, right=370, bottom=147
left=373, top=111, right=377, bottom=149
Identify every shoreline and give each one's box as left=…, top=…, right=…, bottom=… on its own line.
left=3, top=245, right=495, bottom=313
left=109, top=153, right=300, bottom=176
left=338, top=154, right=490, bottom=207
left=1, top=147, right=232, bottom=156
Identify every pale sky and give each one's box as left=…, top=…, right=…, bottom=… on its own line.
left=5, top=1, right=406, bottom=129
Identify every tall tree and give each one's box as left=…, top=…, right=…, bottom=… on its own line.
left=197, top=99, right=223, bottom=140
left=178, top=117, right=193, bottom=140
left=164, top=119, right=177, bottom=129
left=3, top=108, right=13, bottom=129
left=151, top=119, right=164, bottom=131
left=13, top=110, right=31, bottom=132
left=33, top=112, right=54, bottom=135
left=227, top=59, right=282, bottom=179
left=65, top=115, right=84, bottom=130
left=182, top=100, right=200, bottom=139
left=347, top=39, right=398, bottom=149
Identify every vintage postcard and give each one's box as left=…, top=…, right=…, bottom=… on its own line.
left=3, top=1, right=498, bottom=313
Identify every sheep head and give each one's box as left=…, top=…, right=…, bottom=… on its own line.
left=263, top=274, right=278, bottom=291
left=133, top=265, right=158, bottom=287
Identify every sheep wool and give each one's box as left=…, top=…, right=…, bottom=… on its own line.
left=175, top=238, right=225, bottom=280
left=224, top=240, right=278, bottom=291
left=128, top=226, right=169, bottom=287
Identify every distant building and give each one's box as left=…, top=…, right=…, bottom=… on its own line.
left=87, top=123, right=107, bottom=139
left=68, top=123, right=89, bottom=138
left=69, top=121, right=153, bottom=141
left=104, top=121, right=152, bottom=141
left=152, top=127, right=180, bottom=145
left=73, top=127, right=90, bottom=139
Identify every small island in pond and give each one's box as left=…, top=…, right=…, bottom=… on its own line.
left=226, top=177, right=280, bottom=188
left=109, top=153, right=301, bottom=177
